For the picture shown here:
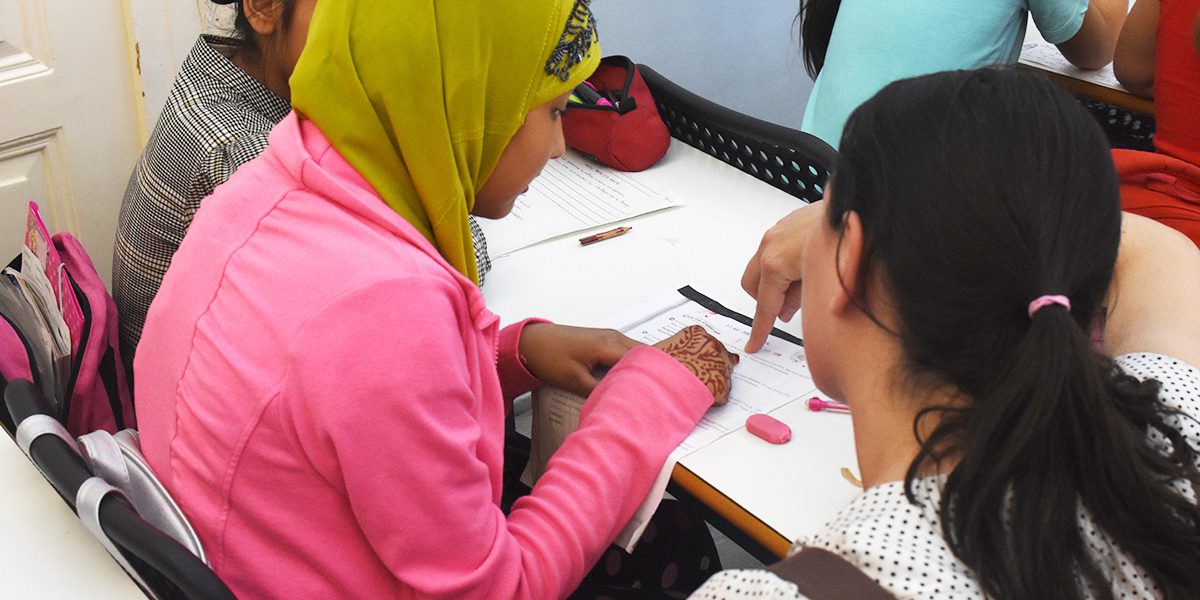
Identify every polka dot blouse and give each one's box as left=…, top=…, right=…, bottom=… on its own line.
left=689, top=353, right=1200, bottom=599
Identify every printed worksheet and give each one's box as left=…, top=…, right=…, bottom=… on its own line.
left=475, top=151, right=681, bottom=257
left=1019, top=41, right=1124, bottom=90
left=621, top=296, right=815, bottom=454
left=520, top=288, right=818, bottom=550
left=1018, top=5, right=1135, bottom=92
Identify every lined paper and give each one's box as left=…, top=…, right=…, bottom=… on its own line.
left=476, top=151, right=681, bottom=257
left=1017, top=5, right=1133, bottom=92
left=520, top=288, right=818, bottom=551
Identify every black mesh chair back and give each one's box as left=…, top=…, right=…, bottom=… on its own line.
left=5, top=379, right=236, bottom=600
left=638, top=65, right=835, bottom=204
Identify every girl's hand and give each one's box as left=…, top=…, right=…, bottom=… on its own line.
left=653, top=325, right=739, bottom=406
left=741, top=201, right=824, bottom=352
left=518, top=323, right=641, bottom=397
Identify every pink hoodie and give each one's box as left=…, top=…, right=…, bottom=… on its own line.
left=134, top=113, right=712, bottom=599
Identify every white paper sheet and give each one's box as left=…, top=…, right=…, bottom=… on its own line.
left=476, top=152, right=681, bottom=257
left=521, top=289, right=817, bottom=550
left=620, top=295, right=815, bottom=455
left=1019, top=41, right=1124, bottom=90
left=1018, top=7, right=1134, bottom=92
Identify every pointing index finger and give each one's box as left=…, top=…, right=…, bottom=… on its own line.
left=745, top=273, right=788, bottom=352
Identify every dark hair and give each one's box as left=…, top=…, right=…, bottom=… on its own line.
left=829, top=68, right=1200, bottom=599
left=1194, top=13, right=1200, bottom=53
left=796, top=0, right=841, bottom=77
left=209, top=0, right=295, bottom=48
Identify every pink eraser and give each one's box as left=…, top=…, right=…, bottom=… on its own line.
left=745, top=413, right=792, bottom=444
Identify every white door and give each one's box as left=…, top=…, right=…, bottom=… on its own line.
left=0, top=0, right=146, bottom=283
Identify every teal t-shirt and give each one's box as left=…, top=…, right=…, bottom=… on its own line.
left=800, top=0, right=1088, bottom=148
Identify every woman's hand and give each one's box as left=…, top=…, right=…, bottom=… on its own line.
left=741, top=201, right=824, bottom=352
left=518, top=323, right=641, bottom=397
left=653, top=325, right=739, bottom=406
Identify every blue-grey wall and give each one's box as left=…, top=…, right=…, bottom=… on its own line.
left=591, top=0, right=813, bottom=130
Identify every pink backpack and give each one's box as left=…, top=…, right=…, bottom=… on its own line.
left=0, top=232, right=134, bottom=436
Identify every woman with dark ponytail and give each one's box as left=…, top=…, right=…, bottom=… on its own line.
left=796, top=0, right=1128, bottom=149
left=693, top=67, right=1200, bottom=598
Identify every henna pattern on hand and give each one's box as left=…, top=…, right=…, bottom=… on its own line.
left=654, top=325, right=739, bottom=405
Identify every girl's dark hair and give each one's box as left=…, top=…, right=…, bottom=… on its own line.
left=209, top=0, right=295, bottom=47
left=829, top=68, right=1200, bottom=599
left=796, top=0, right=841, bottom=77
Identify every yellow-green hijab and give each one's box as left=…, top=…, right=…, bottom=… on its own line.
left=290, top=0, right=600, bottom=284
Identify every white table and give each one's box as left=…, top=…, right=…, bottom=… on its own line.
left=482, top=142, right=861, bottom=557
left=0, top=433, right=143, bottom=597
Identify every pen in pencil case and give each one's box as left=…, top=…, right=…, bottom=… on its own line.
left=579, top=226, right=632, bottom=246
left=570, top=82, right=613, bottom=107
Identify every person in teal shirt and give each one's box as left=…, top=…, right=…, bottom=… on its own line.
left=798, top=0, right=1129, bottom=148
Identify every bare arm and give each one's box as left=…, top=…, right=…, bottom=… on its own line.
left=1055, top=0, right=1129, bottom=69
left=1113, top=0, right=1159, bottom=98
left=741, top=201, right=825, bottom=352
left=1104, top=213, right=1200, bottom=368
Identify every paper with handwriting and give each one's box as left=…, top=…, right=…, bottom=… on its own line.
left=476, top=151, right=681, bottom=257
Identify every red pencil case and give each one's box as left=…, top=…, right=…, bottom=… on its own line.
left=563, top=56, right=670, bottom=172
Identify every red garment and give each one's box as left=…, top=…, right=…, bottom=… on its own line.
left=1153, top=0, right=1200, bottom=166
left=1114, top=148, right=1200, bottom=247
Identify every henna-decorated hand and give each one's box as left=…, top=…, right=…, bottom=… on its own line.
left=653, top=325, right=740, bottom=405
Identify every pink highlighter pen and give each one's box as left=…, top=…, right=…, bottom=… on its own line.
left=807, top=396, right=850, bottom=414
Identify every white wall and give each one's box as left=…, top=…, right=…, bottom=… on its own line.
left=130, top=1, right=814, bottom=132
left=592, top=0, right=814, bottom=130
left=129, top=0, right=234, bottom=128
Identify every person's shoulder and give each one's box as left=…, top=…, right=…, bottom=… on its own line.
left=1114, top=352, right=1200, bottom=429
left=690, top=569, right=805, bottom=599
left=1115, top=353, right=1200, bottom=400
left=1028, top=0, right=1091, bottom=44
left=808, top=480, right=983, bottom=598
left=246, top=189, right=470, bottom=315
left=152, top=36, right=287, bottom=153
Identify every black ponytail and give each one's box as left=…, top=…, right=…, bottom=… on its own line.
left=830, top=68, right=1200, bottom=599
left=797, top=0, right=841, bottom=77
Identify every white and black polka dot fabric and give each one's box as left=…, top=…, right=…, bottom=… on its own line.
left=688, top=569, right=802, bottom=600
left=112, top=36, right=492, bottom=356
left=689, top=353, right=1200, bottom=599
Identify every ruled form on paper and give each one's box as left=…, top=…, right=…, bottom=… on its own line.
left=1017, top=6, right=1132, bottom=92
left=475, top=151, right=681, bottom=257
left=519, top=287, right=817, bottom=551
left=1019, top=40, right=1123, bottom=90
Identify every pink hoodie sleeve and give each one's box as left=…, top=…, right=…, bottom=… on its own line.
left=285, top=277, right=712, bottom=599
left=496, top=318, right=546, bottom=404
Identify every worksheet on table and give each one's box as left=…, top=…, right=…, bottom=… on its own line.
left=520, top=288, right=820, bottom=549
left=475, top=151, right=681, bottom=257
left=616, top=293, right=817, bottom=455
left=1019, top=41, right=1123, bottom=90
left=1017, top=5, right=1134, bottom=92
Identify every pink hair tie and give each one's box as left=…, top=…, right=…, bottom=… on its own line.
left=1027, top=294, right=1071, bottom=318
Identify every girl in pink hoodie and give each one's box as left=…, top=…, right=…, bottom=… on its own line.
left=134, top=1, right=738, bottom=598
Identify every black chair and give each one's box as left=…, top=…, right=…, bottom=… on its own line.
left=638, top=64, right=836, bottom=204
left=1078, top=97, right=1156, bottom=152
left=6, top=379, right=236, bottom=600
